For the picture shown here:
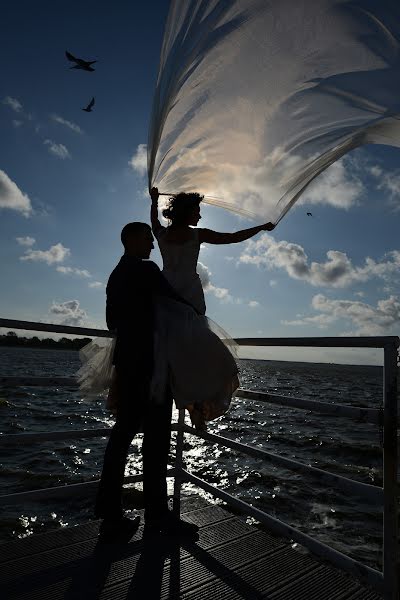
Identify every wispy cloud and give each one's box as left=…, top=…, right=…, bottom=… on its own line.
left=12, top=120, right=23, bottom=128
left=240, top=234, right=400, bottom=288
left=248, top=300, right=260, bottom=308
left=16, top=236, right=35, bottom=247
left=0, top=170, right=32, bottom=217
left=3, top=96, right=23, bottom=113
left=44, top=139, right=71, bottom=159
left=369, top=164, right=400, bottom=207
left=129, top=143, right=147, bottom=175
left=51, top=114, right=83, bottom=134
left=283, top=294, right=400, bottom=336
left=20, top=242, right=70, bottom=265
left=17, top=237, right=101, bottom=286
left=88, top=281, right=105, bottom=289
left=56, top=266, right=91, bottom=277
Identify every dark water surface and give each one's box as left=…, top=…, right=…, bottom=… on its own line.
left=0, top=347, right=389, bottom=570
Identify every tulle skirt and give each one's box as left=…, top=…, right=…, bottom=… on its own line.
left=77, top=298, right=239, bottom=423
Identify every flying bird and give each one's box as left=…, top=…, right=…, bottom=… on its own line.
left=66, top=51, right=97, bottom=72
left=82, top=97, right=95, bottom=112
left=306, top=212, right=313, bottom=216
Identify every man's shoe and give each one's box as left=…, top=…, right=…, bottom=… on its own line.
left=98, top=515, right=140, bottom=543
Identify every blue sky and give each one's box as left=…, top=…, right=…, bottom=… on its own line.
left=1, top=1, right=400, bottom=364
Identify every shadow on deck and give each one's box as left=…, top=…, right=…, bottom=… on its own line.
left=0, top=496, right=382, bottom=600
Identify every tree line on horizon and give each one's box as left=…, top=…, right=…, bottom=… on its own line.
left=0, top=331, right=92, bottom=350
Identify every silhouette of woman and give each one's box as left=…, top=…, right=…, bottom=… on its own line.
left=150, top=187, right=275, bottom=315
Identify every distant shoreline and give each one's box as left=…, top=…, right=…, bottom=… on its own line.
left=0, top=333, right=91, bottom=351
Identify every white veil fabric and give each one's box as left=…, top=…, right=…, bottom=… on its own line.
left=148, top=0, right=400, bottom=224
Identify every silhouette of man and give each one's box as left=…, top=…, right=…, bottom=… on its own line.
left=95, top=222, right=198, bottom=540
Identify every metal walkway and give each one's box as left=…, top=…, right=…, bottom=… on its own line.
left=0, top=497, right=382, bottom=600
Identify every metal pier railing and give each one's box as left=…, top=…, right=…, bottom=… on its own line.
left=0, top=318, right=398, bottom=599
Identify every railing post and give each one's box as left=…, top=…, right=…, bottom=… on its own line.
left=383, top=341, right=399, bottom=600
left=173, top=408, right=185, bottom=516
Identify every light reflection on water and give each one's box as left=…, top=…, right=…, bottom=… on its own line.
left=0, top=347, right=387, bottom=569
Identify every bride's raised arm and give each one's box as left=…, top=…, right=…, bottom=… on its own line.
left=199, top=221, right=275, bottom=245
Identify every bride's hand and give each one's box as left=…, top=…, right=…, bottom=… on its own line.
left=150, top=187, right=159, bottom=203
left=262, top=222, right=275, bottom=231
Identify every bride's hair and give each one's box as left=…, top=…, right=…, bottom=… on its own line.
left=162, top=192, right=203, bottom=225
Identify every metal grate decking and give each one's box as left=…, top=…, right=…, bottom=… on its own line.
left=0, top=497, right=383, bottom=600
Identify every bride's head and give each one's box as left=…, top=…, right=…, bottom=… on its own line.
left=162, top=192, right=203, bottom=227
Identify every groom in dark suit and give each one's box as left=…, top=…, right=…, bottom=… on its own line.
left=95, top=222, right=198, bottom=540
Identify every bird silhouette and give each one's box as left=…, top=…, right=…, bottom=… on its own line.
left=66, top=51, right=96, bottom=72
left=306, top=212, right=313, bottom=217
left=82, top=97, right=95, bottom=112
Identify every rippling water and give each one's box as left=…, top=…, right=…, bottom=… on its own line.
left=0, top=347, right=390, bottom=570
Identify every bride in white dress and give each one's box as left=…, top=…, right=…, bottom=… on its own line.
left=77, top=190, right=275, bottom=430
left=150, top=187, right=275, bottom=428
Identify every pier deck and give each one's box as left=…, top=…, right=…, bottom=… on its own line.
left=0, top=496, right=382, bottom=600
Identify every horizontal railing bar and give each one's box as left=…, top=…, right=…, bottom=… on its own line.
left=182, top=425, right=383, bottom=503
left=179, top=468, right=383, bottom=593
left=0, top=425, right=184, bottom=446
left=236, top=389, right=382, bottom=424
left=0, top=318, right=110, bottom=338
left=0, top=428, right=112, bottom=445
left=1, top=319, right=398, bottom=348
left=235, top=336, right=399, bottom=349
left=0, top=469, right=176, bottom=504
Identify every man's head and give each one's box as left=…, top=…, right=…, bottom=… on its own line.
left=121, top=222, right=154, bottom=259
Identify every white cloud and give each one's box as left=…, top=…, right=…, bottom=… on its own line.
left=197, top=261, right=234, bottom=302
left=56, top=266, right=91, bottom=277
left=16, top=236, right=35, bottom=247
left=0, top=170, right=32, bottom=217
left=373, top=168, right=400, bottom=205
left=298, top=157, right=363, bottom=210
left=240, top=234, right=400, bottom=288
left=269, top=279, right=277, bottom=287
left=197, top=262, right=211, bottom=288
left=89, top=281, right=105, bottom=289
left=129, top=143, right=147, bottom=175
left=283, top=294, right=400, bottom=336
left=51, top=114, right=83, bottom=134
left=369, top=165, right=382, bottom=178
left=368, top=163, right=400, bottom=210
left=44, top=139, right=70, bottom=159
left=248, top=300, right=260, bottom=308
left=282, top=313, right=335, bottom=328
left=312, top=294, right=400, bottom=336
left=49, top=300, right=87, bottom=326
left=3, top=96, right=23, bottom=113
left=21, top=243, right=70, bottom=265
left=208, top=284, right=233, bottom=301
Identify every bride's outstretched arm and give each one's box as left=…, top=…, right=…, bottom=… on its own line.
left=150, top=187, right=163, bottom=235
left=199, top=222, right=275, bottom=245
